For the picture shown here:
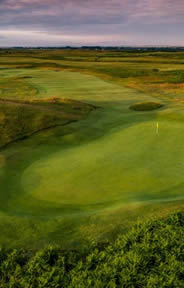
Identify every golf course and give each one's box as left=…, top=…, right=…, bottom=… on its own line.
left=1, top=50, right=184, bottom=249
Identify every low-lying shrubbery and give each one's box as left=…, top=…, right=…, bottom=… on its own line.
left=130, top=101, right=163, bottom=111
left=0, top=212, right=184, bottom=287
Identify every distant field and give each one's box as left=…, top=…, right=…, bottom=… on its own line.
left=0, top=50, right=184, bottom=249
left=1, top=49, right=184, bottom=101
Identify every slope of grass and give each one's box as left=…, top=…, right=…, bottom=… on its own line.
left=0, top=51, right=184, bottom=250
left=0, top=67, right=184, bottom=250
left=0, top=212, right=184, bottom=288
left=0, top=98, right=94, bottom=148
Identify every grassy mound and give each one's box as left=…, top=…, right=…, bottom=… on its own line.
left=130, top=101, right=163, bottom=111
left=0, top=212, right=184, bottom=287
left=0, top=97, right=94, bottom=148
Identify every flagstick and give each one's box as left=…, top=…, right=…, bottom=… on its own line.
left=156, top=122, right=159, bottom=135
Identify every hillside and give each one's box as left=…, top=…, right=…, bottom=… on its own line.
left=0, top=97, right=95, bottom=148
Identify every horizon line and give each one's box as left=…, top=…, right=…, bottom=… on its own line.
left=1, top=45, right=184, bottom=49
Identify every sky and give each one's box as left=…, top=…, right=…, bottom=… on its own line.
left=0, top=0, right=184, bottom=47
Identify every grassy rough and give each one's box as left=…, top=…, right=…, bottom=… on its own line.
left=130, top=101, right=164, bottom=111
left=0, top=212, right=184, bottom=288
left=0, top=97, right=94, bottom=148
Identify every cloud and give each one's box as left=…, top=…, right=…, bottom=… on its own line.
left=0, top=0, right=184, bottom=46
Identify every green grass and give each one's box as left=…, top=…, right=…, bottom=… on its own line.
left=0, top=51, right=184, bottom=250
left=0, top=212, right=184, bottom=288
left=0, top=97, right=94, bottom=148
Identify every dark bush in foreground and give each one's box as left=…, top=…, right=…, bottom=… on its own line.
left=130, top=101, right=164, bottom=111
left=0, top=212, right=184, bottom=287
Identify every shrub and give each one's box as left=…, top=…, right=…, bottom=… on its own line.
left=130, top=101, right=164, bottom=111
left=0, top=212, right=184, bottom=287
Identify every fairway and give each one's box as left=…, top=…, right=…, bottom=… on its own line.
left=0, top=67, right=184, bottom=248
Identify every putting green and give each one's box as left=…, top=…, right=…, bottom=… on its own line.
left=0, top=68, right=184, bottom=248
left=22, top=120, right=184, bottom=207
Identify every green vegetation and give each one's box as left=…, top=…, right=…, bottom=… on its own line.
left=0, top=49, right=184, bottom=252
left=0, top=212, right=184, bottom=288
left=0, top=98, right=94, bottom=148
left=1, top=49, right=184, bottom=101
left=130, top=101, right=163, bottom=111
